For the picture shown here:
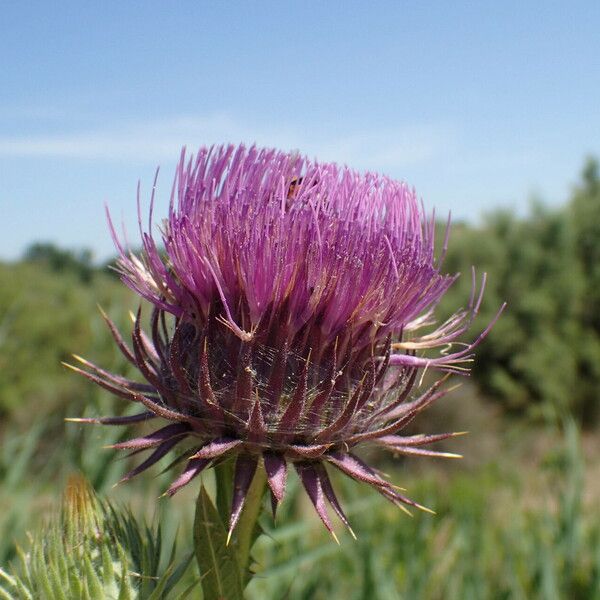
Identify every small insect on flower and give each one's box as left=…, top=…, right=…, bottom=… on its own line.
left=67, top=144, right=504, bottom=540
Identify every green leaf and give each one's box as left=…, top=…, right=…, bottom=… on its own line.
left=0, top=587, right=15, bottom=600
left=0, top=570, right=17, bottom=600
left=15, top=578, right=32, bottom=600
left=68, top=569, right=82, bottom=599
left=35, top=545, right=54, bottom=600
left=146, top=563, right=176, bottom=600
left=214, top=460, right=234, bottom=528
left=101, top=545, right=114, bottom=583
left=173, top=580, right=202, bottom=600
left=161, top=552, right=195, bottom=597
left=193, top=486, right=243, bottom=600
left=48, top=565, right=67, bottom=600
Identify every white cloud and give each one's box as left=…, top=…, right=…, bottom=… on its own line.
left=313, top=127, right=452, bottom=171
left=0, top=112, right=454, bottom=172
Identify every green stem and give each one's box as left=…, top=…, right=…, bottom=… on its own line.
left=212, top=458, right=267, bottom=584
left=235, top=464, right=267, bottom=581
left=214, top=459, right=234, bottom=527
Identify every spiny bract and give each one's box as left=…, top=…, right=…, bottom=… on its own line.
left=68, top=144, right=503, bottom=539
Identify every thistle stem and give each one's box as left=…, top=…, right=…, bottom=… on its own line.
left=234, top=463, right=267, bottom=580
left=212, top=458, right=267, bottom=584
left=214, top=459, right=234, bottom=526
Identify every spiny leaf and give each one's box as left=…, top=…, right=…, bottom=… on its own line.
left=116, top=548, right=133, bottom=600
left=83, top=555, right=105, bottom=600
left=147, top=563, right=180, bottom=600
left=1, top=478, right=193, bottom=600
left=101, top=545, right=114, bottom=584
left=36, top=544, right=54, bottom=599
left=172, top=579, right=203, bottom=600
left=48, top=564, right=67, bottom=600
left=0, top=586, right=15, bottom=600
left=15, top=577, right=33, bottom=600
left=161, top=552, right=195, bottom=598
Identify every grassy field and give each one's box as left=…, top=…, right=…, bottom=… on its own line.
left=1, top=257, right=599, bottom=598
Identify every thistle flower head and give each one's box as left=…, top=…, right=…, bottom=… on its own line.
left=69, top=144, right=503, bottom=538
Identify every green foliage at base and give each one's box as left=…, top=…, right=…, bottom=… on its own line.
left=439, top=158, right=600, bottom=423
left=0, top=477, right=195, bottom=600
left=0, top=259, right=134, bottom=420
left=0, top=415, right=598, bottom=599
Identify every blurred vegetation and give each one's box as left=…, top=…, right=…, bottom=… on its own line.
left=1, top=413, right=598, bottom=599
left=439, top=157, right=600, bottom=424
left=0, top=251, right=132, bottom=421
left=248, top=420, right=600, bottom=600
left=0, top=158, right=599, bottom=598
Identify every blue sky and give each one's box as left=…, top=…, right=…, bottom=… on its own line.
left=1, top=1, right=599, bottom=260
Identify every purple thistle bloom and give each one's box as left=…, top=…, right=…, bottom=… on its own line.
left=68, top=144, right=503, bottom=539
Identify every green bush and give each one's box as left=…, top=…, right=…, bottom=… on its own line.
left=439, top=160, right=600, bottom=423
